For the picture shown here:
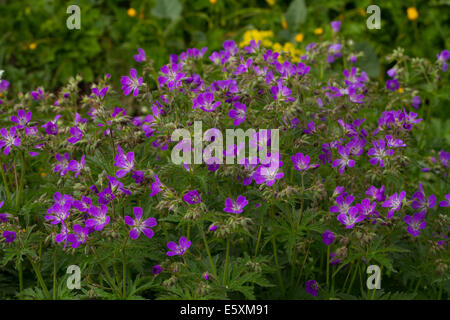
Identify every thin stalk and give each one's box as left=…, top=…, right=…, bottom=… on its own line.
left=18, top=259, right=23, bottom=292
left=53, top=249, right=57, bottom=299
left=223, top=236, right=230, bottom=285
left=0, top=162, right=11, bottom=202
left=272, top=237, right=284, bottom=294
left=16, top=151, right=25, bottom=208
left=347, top=261, right=360, bottom=294
left=28, top=256, right=50, bottom=299
left=200, top=226, right=218, bottom=280
left=326, top=245, right=330, bottom=287
left=254, top=224, right=263, bottom=257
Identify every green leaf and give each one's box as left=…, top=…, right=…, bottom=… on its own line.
left=285, top=0, right=307, bottom=31
left=152, top=0, right=183, bottom=21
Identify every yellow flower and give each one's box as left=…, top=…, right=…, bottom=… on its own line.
left=127, top=8, right=137, bottom=17
left=397, top=87, right=404, bottom=93
left=282, top=18, right=288, bottom=30
left=210, top=0, right=217, bottom=4
left=29, top=42, right=37, bottom=50
left=266, top=0, right=275, bottom=6
left=407, top=7, right=418, bottom=21
left=40, top=172, right=47, bottom=177
left=314, top=28, right=323, bottom=35
left=359, top=8, right=366, bottom=16
left=295, top=33, right=304, bottom=42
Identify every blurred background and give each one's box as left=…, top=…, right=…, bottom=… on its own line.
left=0, top=0, right=449, bottom=93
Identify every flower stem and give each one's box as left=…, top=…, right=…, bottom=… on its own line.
left=200, top=225, right=218, bottom=280
left=326, top=245, right=330, bottom=288
left=28, top=256, right=50, bottom=299
left=223, top=236, right=230, bottom=285
left=53, top=249, right=57, bottom=299
left=0, top=162, right=11, bottom=202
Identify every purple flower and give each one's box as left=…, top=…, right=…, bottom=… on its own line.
left=31, top=87, right=43, bottom=100
left=386, top=79, right=400, bottom=91
left=331, top=20, right=341, bottom=32
left=0, top=127, right=21, bottom=155
left=404, top=212, right=426, bottom=237
left=132, top=170, right=144, bottom=184
left=332, top=145, right=355, bottom=174
left=149, top=174, right=163, bottom=197
left=437, top=49, right=449, bottom=72
left=54, top=153, right=71, bottom=176
left=385, top=135, right=405, bottom=148
left=184, top=190, right=201, bottom=204
left=386, top=67, right=397, bottom=78
left=253, top=159, right=284, bottom=187
left=41, top=115, right=61, bottom=135
left=356, top=198, right=377, bottom=216
left=68, top=125, right=83, bottom=144
left=224, top=195, right=249, bottom=214
left=85, top=205, right=110, bottom=231
left=121, top=68, right=143, bottom=97
left=209, top=224, right=218, bottom=232
left=382, top=191, right=406, bottom=218
left=411, top=96, right=421, bottom=109
left=167, top=236, right=191, bottom=256
left=114, top=145, right=135, bottom=178
left=3, top=231, right=16, bottom=243
left=193, top=92, right=221, bottom=112
left=0, top=79, right=10, bottom=92
left=45, top=200, right=72, bottom=225
left=411, top=183, right=436, bottom=213
left=271, top=79, right=294, bottom=102
left=73, top=196, right=93, bottom=212
left=228, top=101, right=246, bottom=126
left=305, top=280, right=318, bottom=297
left=439, top=194, right=450, bottom=207
left=158, top=63, right=185, bottom=90
left=56, top=223, right=69, bottom=248
left=98, top=187, right=115, bottom=205
left=11, top=110, right=32, bottom=129
left=322, top=230, right=335, bottom=246
left=303, top=121, right=316, bottom=134
left=124, top=207, right=157, bottom=240
left=330, top=194, right=354, bottom=215
left=91, top=86, right=109, bottom=99
left=337, top=206, right=365, bottom=229
left=152, top=265, right=162, bottom=275
left=368, top=139, right=394, bottom=167
left=440, top=150, right=449, bottom=167
left=134, top=48, right=146, bottom=62
left=67, top=224, right=88, bottom=248
left=327, top=44, right=342, bottom=63
left=68, top=155, right=85, bottom=178
left=291, top=153, right=318, bottom=171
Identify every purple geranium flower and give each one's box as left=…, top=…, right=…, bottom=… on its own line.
left=330, top=194, right=355, bottom=215
left=91, top=86, right=109, bottom=99
left=411, top=183, right=436, bottom=213
left=193, top=92, right=221, bottom=112
left=45, top=201, right=72, bottom=225
left=132, top=170, right=144, bottom=184
left=124, top=207, right=157, bottom=240
left=291, top=153, right=319, bottom=171
left=167, top=236, right=191, bottom=256
left=322, top=230, right=335, bottom=246
left=305, top=280, right=319, bottom=297
left=411, top=96, right=421, bottom=109
left=332, top=145, right=355, bottom=174
left=73, top=196, right=93, bottom=212
left=386, top=79, right=400, bottom=91
left=54, top=153, right=71, bottom=176
left=382, top=191, right=406, bottom=218
left=331, top=20, right=341, bottom=32
left=228, top=101, right=246, bottom=126
left=68, top=125, right=83, bottom=144
left=337, top=206, right=365, bottom=229
left=134, top=48, right=146, bottom=62
left=436, top=49, right=449, bottom=72
left=152, top=265, right=162, bottom=275
left=439, top=194, right=450, bottom=207
left=31, top=87, right=43, bottom=100
left=121, top=68, right=143, bottom=97
left=366, top=185, right=386, bottom=202
left=114, top=145, right=135, bottom=178
left=271, top=79, right=295, bottom=102
left=0, top=127, right=21, bottom=155
left=3, top=231, right=16, bottom=243
left=11, top=110, right=32, bottom=129
left=184, top=190, right=201, bottom=204
left=41, top=115, right=61, bottom=135
left=149, top=174, right=163, bottom=197
left=158, top=63, right=185, bottom=90
left=368, top=139, right=394, bottom=167
left=224, top=195, right=248, bottom=214
left=356, top=198, right=377, bottom=216
left=67, top=224, right=88, bottom=248
left=404, top=212, right=426, bottom=237
left=86, top=205, right=110, bottom=231
left=68, top=154, right=85, bottom=178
